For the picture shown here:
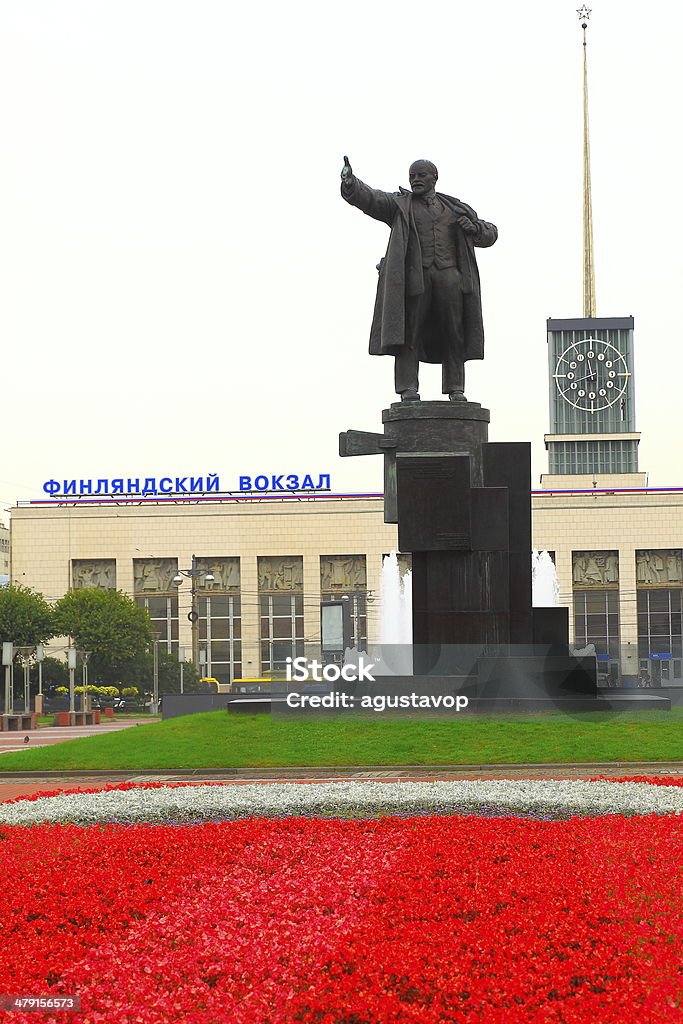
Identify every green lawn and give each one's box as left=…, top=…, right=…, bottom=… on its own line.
left=1, top=709, right=682, bottom=771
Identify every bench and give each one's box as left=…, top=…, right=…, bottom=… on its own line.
left=1, top=713, right=38, bottom=732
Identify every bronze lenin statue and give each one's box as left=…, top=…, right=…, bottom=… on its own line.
left=341, top=157, right=497, bottom=402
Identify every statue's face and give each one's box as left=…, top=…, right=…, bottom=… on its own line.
left=409, top=161, right=437, bottom=195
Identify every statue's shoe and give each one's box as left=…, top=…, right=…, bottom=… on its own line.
left=449, top=390, right=467, bottom=402
left=400, top=390, right=421, bottom=403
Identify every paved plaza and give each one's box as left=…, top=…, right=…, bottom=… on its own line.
left=1, top=760, right=682, bottom=804
left=0, top=717, right=152, bottom=753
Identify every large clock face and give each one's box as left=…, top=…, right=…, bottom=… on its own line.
left=554, top=338, right=630, bottom=412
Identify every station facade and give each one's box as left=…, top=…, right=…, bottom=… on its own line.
left=9, top=495, right=396, bottom=687
left=9, top=319, right=682, bottom=689
left=8, top=483, right=683, bottom=689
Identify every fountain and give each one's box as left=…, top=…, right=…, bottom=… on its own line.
left=532, top=550, right=559, bottom=607
left=343, top=553, right=413, bottom=676
left=379, top=552, right=412, bottom=645
left=372, top=552, right=414, bottom=675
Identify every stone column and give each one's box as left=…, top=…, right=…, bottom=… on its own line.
left=303, top=554, right=321, bottom=660
left=240, top=555, right=260, bottom=678
left=618, top=547, right=639, bottom=680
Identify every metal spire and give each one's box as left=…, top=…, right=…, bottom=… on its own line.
left=578, top=6, right=596, bottom=317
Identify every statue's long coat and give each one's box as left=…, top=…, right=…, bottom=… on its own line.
left=342, top=177, right=497, bottom=363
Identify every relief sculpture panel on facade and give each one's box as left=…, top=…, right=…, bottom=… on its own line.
left=320, top=555, right=367, bottom=592
left=133, top=558, right=178, bottom=593
left=636, top=549, right=683, bottom=586
left=196, top=557, right=240, bottom=591
left=572, top=551, right=619, bottom=588
left=72, top=559, right=116, bottom=590
left=258, top=557, right=304, bottom=593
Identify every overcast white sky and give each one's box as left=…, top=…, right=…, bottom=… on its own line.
left=1, top=0, right=681, bottom=522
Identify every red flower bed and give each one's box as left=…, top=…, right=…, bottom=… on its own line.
left=594, top=775, right=683, bottom=787
left=0, top=815, right=681, bottom=1022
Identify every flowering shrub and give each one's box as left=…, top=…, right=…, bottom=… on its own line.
left=0, top=780, right=681, bottom=1022
left=54, top=685, right=121, bottom=699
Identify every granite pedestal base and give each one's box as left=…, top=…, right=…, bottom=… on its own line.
left=339, top=400, right=610, bottom=704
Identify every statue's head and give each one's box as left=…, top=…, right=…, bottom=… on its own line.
left=409, top=159, right=438, bottom=195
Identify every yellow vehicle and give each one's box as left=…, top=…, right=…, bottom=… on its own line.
left=228, top=675, right=288, bottom=694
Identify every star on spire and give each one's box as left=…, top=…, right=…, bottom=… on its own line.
left=577, top=6, right=592, bottom=27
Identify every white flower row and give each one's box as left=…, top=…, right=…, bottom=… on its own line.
left=0, top=779, right=681, bottom=825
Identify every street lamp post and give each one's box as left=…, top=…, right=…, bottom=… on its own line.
left=67, top=647, right=77, bottom=716
left=178, top=645, right=185, bottom=695
left=173, top=555, right=214, bottom=668
left=2, top=642, right=13, bottom=715
left=152, top=636, right=159, bottom=715
left=15, top=649, right=33, bottom=714
left=35, top=644, right=45, bottom=715
left=23, top=657, right=30, bottom=713
left=80, top=651, right=92, bottom=712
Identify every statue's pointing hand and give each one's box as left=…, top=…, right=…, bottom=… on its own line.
left=455, top=213, right=477, bottom=235
left=341, top=155, right=353, bottom=181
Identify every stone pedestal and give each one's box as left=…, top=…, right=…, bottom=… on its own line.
left=339, top=399, right=596, bottom=696
left=381, top=401, right=490, bottom=521
left=341, top=402, right=532, bottom=649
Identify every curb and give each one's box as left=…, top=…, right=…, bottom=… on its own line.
left=1, top=761, right=683, bottom=779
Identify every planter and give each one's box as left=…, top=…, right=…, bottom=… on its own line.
left=54, top=711, right=72, bottom=727
left=104, top=707, right=114, bottom=719
left=92, top=709, right=101, bottom=725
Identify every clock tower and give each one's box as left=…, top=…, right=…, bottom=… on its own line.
left=541, top=10, right=646, bottom=489
left=542, top=315, right=645, bottom=488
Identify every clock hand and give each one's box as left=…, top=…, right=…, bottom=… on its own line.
left=571, top=371, right=599, bottom=385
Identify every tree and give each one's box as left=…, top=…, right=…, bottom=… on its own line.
left=117, top=649, right=201, bottom=694
left=52, top=588, right=154, bottom=684
left=157, top=650, right=200, bottom=695
left=29, top=655, right=69, bottom=691
left=0, top=585, right=54, bottom=647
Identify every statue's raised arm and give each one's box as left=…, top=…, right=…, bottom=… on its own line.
left=340, top=157, right=399, bottom=226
